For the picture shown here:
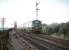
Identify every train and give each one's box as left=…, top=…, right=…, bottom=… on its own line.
left=32, top=20, right=42, bottom=33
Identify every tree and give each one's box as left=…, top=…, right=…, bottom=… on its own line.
left=66, top=22, right=69, bottom=32
left=42, top=23, right=48, bottom=33
left=47, top=27, right=54, bottom=35
left=58, top=23, right=67, bottom=39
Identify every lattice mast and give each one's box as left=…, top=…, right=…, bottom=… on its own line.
left=36, top=1, right=40, bottom=20
left=1, top=17, right=5, bottom=30
left=14, top=21, right=17, bottom=29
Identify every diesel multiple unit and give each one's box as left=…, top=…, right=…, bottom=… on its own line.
left=32, top=20, right=42, bottom=33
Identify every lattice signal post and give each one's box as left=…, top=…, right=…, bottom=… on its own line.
left=36, top=1, right=40, bottom=20
left=1, top=17, right=6, bottom=31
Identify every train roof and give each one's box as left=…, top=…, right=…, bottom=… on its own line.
left=32, top=20, right=41, bottom=22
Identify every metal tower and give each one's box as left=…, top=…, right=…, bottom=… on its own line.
left=14, top=21, right=17, bottom=30
left=1, top=17, right=5, bottom=31
left=36, top=1, right=40, bottom=20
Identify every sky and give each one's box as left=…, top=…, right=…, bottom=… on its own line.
left=0, top=0, right=69, bottom=28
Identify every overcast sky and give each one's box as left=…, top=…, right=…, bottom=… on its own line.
left=0, top=0, right=69, bottom=28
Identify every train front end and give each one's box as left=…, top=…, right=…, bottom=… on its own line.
left=32, top=20, right=42, bottom=34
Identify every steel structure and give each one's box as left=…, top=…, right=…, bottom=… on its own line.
left=36, top=1, right=40, bottom=20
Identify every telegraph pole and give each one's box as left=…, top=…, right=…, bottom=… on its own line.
left=36, top=1, right=40, bottom=20
left=1, top=17, right=5, bottom=50
left=1, top=17, right=5, bottom=32
left=14, top=21, right=17, bottom=30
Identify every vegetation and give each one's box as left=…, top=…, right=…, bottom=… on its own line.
left=42, top=22, right=69, bottom=40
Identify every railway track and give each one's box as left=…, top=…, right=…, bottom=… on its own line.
left=9, top=31, right=69, bottom=50
left=8, top=32, right=39, bottom=50
left=34, top=34, right=69, bottom=47
left=19, top=32, right=69, bottom=50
